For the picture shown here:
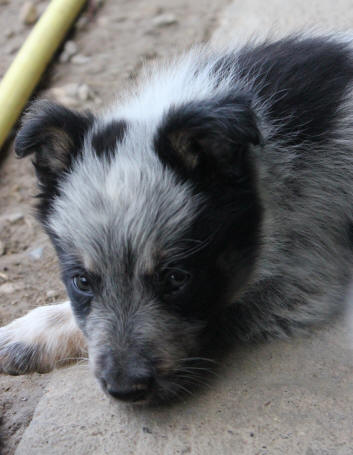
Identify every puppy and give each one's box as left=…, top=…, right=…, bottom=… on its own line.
left=1, top=35, right=353, bottom=404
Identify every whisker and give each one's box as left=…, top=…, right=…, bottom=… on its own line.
left=175, top=366, right=219, bottom=378
left=170, top=382, right=193, bottom=396
left=168, top=232, right=216, bottom=262
left=174, top=374, right=212, bottom=389
left=179, top=356, right=218, bottom=364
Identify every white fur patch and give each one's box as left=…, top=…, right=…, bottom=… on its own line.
left=0, top=302, right=87, bottom=373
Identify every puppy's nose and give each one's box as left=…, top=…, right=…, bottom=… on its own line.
left=103, top=369, right=154, bottom=402
left=106, top=379, right=152, bottom=402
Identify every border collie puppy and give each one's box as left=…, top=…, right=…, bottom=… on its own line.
left=1, top=35, right=353, bottom=404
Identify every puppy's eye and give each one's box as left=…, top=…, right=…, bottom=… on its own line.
left=164, top=270, right=191, bottom=293
left=73, top=275, right=93, bottom=295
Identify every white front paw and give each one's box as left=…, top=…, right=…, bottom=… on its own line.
left=0, top=325, right=49, bottom=374
left=0, top=302, right=87, bottom=375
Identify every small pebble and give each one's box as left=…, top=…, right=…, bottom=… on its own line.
left=20, top=1, right=38, bottom=25
left=46, top=289, right=59, bottom=299
left=77, top=83, right=93, bottom=102
left=59, top=40, right=78, bottom=63
left=49, top=83, right=94, bottom=107
left=27, top=246, right=44, bottom=260
left=5, top=42, right=20, bottom=55
left=0, top=212, right=24, bottom=224
left=0, top=283, right=16, bottom=294
left=114, top=15, right=127, bottom=23
left=0, top=240, right=5, bottom=256
left=49, top=83, right=80, bottom=107
left=71, top=54, right=91, bottom=65
left=152, top=13, right=178, bottom=27
left=75, top=15, right=89, bottom=30
left=5, top=29, right=15, bottom=38
left=10, top=212, right=24, bottom=223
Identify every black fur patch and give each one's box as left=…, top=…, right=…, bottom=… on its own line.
left=236, top=36, right=353, bottom=144
left=154, top=95, right=263, bottom=311
left=15, top=100, right=94, bottom=160
left=15, top=100, right=94, bottom=223
left=92, top=120, right=127, bottom=159
left=347, top=222, right=353, bottom=246
left=154, top=94, right=260, bottom=183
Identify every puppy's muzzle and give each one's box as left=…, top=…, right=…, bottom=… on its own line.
left=98, top=353, right=154, bottom=403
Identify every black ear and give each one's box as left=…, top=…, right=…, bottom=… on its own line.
left=15, top=100, right=94, bottom=188
left=155, top=94, right=261, bottom=180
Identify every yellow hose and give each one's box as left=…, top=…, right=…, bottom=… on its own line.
left=0, top=0, right=87, bottom=150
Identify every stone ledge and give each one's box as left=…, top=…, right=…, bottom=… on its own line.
left=15, top=322, right=353, bottom=455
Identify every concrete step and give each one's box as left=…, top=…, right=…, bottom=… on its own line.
left=15, top=322, right=353, bottom=455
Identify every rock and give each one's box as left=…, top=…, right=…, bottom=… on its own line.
left=59, top=40, right=78, bottom=63
left=0, top=240, right=5, bottom=256
left=4, top=29, right=15, bottom=38
left=49, top=83, right=94, bottom=107
left=50, top=83, right=80, bottom=105
left=114, top=15, right=127, bottom=23
left=46, top=289, right=60, bottom=299
left=152, top=13, right=178, bottom=27
left=20, top=1, right=38, bottom=25
left=27, top=247, right=44, bottom=261
left=9, top=212, right=24, bottom=223
left=75, top=15, right=89, bottom=31
left=70, top=54, right=91, bottom=65
left=77, top=84, right=93, bottom=102
left=0, top=283, right=16, bottom=294
left=5, top=42, right=20, bottom=55
left=0, top=212, right=24, bottom=224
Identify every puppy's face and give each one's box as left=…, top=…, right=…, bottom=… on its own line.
left=15, top=96, right=261, bottom=403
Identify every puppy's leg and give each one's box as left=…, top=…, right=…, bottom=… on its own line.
left=0, top=302, right=87, bottom=374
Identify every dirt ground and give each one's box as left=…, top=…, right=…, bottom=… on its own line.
left=0, top=0, right=230, bottom=453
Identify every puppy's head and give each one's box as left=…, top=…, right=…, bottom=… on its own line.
left=15, top=95, right=262, bottom=403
